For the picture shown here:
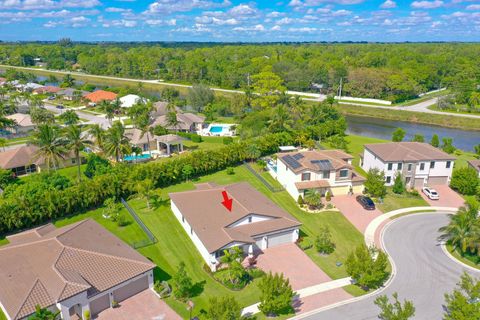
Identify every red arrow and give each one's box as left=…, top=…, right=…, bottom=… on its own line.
left=221, top=191, right=233, bottom=212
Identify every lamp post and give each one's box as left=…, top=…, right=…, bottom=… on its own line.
left=187, top=300, right=195, bottom=320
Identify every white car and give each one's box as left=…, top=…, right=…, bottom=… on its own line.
left=422, top=187, right=439, bottom=200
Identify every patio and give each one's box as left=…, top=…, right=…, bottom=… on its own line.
left=94, top=290, right=181, bottom=320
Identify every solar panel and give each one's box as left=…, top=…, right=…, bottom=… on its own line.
left=292, top=153, right=304, bottom=160
left=282, top=155, right=302, bottom=169
left=311, top=159, right=333, bottom=171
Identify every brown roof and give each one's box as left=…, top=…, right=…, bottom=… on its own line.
left=152, top=113, right=205, bottom=130
left=84, top=90, right=118, bottom=103
left=468, top=160, right=480, bottom=172
left=0, top=145, right=40, bottom=169
left=151, top=101, right=181, bottom=117
left=6, top=113, right=34, bottom=127
left=364, top=142, right=456, bottom=162
left=125, top=128, right=157, bottom=145
left=295, top=180, right=330, bottom=190
left=278, top=149, right=354, bottom=174
left=169, top=182, right=301, bottom=253
left=33, top=86, right=62, bottom=94
left=0, top=219, right=154, bottom=319
left=156, top=134, right=185, bottom=144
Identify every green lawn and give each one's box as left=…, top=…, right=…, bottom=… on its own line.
left=20, top=164, right=87, bottom=183
left=446, top=244, right=479, bottom=270
left=427, top=105, right=480, bottom=116
left=0, top=308, right=6, bottom=320
left=0, top=237, right=8, bottom=247
left=377, top=189, right=429, bottom=213
left=47, top=164, right=365, bottom=318
left=183, top=136, right=235, bottom=151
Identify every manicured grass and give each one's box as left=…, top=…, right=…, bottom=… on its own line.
left=428, top=105, right=480, bottom=116
left=453, top=149, right=478, bottom=168
left=183, top=136, right=235, bottom=151
left=343, top=284, right=370, bottom=297
left=339, top=99, right=388, bottom=106
left=446, top=244, right=479, bottom=270
left=377, top=189, right=429, bottom=213
left=20, top=164, right=87, bottom=183
left=396, top=90, right=449, bottom=107
left=0, top=237, right=8, bottom=247
left=0, top=308, right=6, bottom=320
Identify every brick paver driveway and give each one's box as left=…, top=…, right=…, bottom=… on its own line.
left=330, top=194, right=383, bottom=234
left=255, top=243, right=332, bottom=290
left=418, top=185, right=465, bottom=208
left=95, top=289, right=181, bottom=320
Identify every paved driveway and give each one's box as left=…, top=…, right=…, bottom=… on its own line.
left=255, top=243, right=332, bottom=290
left=95, top=289, right=181, bottom=320
left=296, top=213, right=480, bottom=320
left=418, top=185, right=465, bottom=208
left=330, top=195, right=383, bottom=233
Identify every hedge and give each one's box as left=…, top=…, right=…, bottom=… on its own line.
left=0, top=132, right=295, bottom=235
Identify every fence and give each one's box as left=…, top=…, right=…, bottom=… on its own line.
left=121, top=198, right=157, bottom=249
left=243, top=161, right=284, bottom=193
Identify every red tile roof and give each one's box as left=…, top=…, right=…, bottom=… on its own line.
left=84, top=90, right=118, bottom=103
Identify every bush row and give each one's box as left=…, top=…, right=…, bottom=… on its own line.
left=0, top=132, right=295, bottom=235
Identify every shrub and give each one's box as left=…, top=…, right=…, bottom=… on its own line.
left=190, top=134, right=202, bottom=143
left=407, top=188, right=420, bottom=197
left=206, top=296, right=242, bottom=320
left=298, top=238, right=313, bottom=251
left=258, top=273, right=294, bottom=316
left=450, top=167, right=479, bottom=195
left=345, top=244, right=389, bottom=290
left=325, top=191, right=332, bottom=202
left=226, top=167, right=235, bottom=175
left=116, top=213, right=130, bottom=227
left=83, top=310, right=91, bottom=320
left=391, top=128, right=406, bottom=142
left=247, top=268, right=266, bottom=279
left=297, top=195, right=304, bottom=207
left=84, top=153, right=111, bottom=179
left=392, top=174, right=405, bottom=194
left=223, top=136, right=234, bottom=145
left=314, top=227, right=336, bottom=255
left=172, top=262, right=194, bottom=300
left=442, top=137, right=456, bottom=154
left=325, top=203, right=334, bottom=210
left=365, top=169, right=387, bottom=198
left=304, top=190, right=322, bottom=210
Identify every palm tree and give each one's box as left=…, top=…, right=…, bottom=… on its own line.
left=103, top=122, right=130, bottom=162
left=100, top=100, right=115, bottom=124
left=64, top=124, right=93, bottom=182
left=29, top=124, right=67, bottom=171
left=89, top=124, right=105, bottom=152
left=28, top=94, right=44, bottom=109
left=0, top=138, right=7, bottom=151
left=111, top=97, right=122, bottom=122
left=439, top=201, right=480, bottom=255
left=166, top=111, right=179, bottom=131
left=29, top=305, right=60, bottom=320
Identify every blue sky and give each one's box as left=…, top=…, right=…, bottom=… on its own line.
left=0, top=0, right=479, bottom=42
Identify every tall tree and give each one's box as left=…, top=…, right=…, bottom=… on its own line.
left=391, top=127, right=406, bottom=142
left=64, top=124, right=93, bottom=182
left=88, top=124, right=105, bottom=152
left=374, top=293, right=415, bottom=320
left=430, top=134, right=440, bottom=148
left=258, top=273, right=294, bottom=317
left=103, top=122, right=130, bottom=162
left=443, top=272, right=480, bottom=320
left=29, top=124, right=67, bottom=171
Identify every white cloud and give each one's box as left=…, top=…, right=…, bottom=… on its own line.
left=0, top=0, right=100, bottom=10
left=145, top=0, right=231, bottom=14
left=271, top=25, right=281, bottom=31
left=102, top=19, right=137, bottom=28
left=228, top=4, right=257, bottom=16
left=43, top=14, right=90, bottom=28
left=380, top=0, right=396, bottom=9
left=276, top=17, right=295, bottom=24
left=266, top=11, right=284, bottom=18
left=145, top=18, right=176, bottom=26
left=332, top=9, right=352, bottom=16
left=233, top=24, right=265, bottom=31
left=411, top=0, right=444, bottom=9
left=195, top=15, right=238, bottom=25
left=105, top=7, right=129, bottom=13
left=466, top=4, right=480, bottom=10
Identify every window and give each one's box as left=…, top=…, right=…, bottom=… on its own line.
left=430, top=161, right=435, bottom=169
left=420, top=163, right=425, bottom=170
left=323, top=170, right=330, bottom=179
left=339, top=169, right=349, bottom=178
left=397, top=163, right=402, bottom=170
left=248, top=216, right=252, bottom=223
left=446, top=161, right=451, bottom=168
left=182, top=216, right=185, bottom=223
left=386, top=176, right=391, bottom=184
left=387, top=163, right=393, bottom=170
left=407, top=163, right=412, bottom=172
left=190, top=228, right=193, bottom=235
left=301, top=172, right=311, bottom=181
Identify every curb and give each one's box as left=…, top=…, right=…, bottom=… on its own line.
left=440, top=243, right=480, bottom=273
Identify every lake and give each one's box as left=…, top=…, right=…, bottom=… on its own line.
left=346, top=115, right=480, bottom=151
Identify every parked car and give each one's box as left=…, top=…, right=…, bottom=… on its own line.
left=56, top=105, right=64, bottom=109
left=47, top=96, right=55, bottom=100
left=422, top=187, right=439, bottom=200
left=356, top=195, right=376, bottom=210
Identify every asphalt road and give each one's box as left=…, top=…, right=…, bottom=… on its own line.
left=43, top=102, right=111, bottom=128
left=300, top=213, right=480, bottom=320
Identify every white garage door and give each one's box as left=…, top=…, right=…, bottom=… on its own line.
left=427, top=176, right=448, bottom=186
left=414, top=178, right=425, bottom=188
left=89, top=294, right=110, bottom=316
left=113, top=276, right=149, bottom=303
left=266, top=230, right=293, bottom=248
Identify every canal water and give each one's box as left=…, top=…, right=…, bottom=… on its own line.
left=345, top=115, right=480, bottom=151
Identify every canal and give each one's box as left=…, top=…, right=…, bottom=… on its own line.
left=345, top=115, right=480, bottom=151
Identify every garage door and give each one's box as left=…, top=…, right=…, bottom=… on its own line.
left=113, top=276, right=149, bottom=302
left=266, top=230, right=293, bottom=248
left=414, top=178, right=425, bottom=188
left=89, top=294, right=110, bottom=316
left=427, top=176, right=448, bottom=186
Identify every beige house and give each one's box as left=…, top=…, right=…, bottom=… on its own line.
left=170, top=182, right=301, bottom=271
left=125, top=129, right=184, bottom=156
left=0, top=145, right=81, bottom=176
left=5, top=113, right=35, bottom=134
left=0, top=219, right=155, bottom=320
left=150, top=101, right=205, bottom=133
left=273, top=149, right=365, bottom=200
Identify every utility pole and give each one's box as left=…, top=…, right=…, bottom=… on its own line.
left=247, top=73, right=251, bottom=87
left=338, top=78, right=343, bottom=98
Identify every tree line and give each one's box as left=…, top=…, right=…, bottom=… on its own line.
left=1, top=42, right=479, bottom=103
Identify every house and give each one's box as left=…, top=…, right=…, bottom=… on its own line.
left=33, top=86, right=62, bottom=95
left=361, top=142, right=456, bottom=188
left=468, top=160, right=480, bottom=177
left=14, top=82, right=44, bottom=93
left=125, top=129, right=184, bottom=156
left=84, top=90, right=118, bottom=105
left=151, top=101, right=181, bottom=117
left=152, top=113, right=205, bottom=132
left=5, top=113, right=35, bottom=134
left=119, top=94, right=147, bottom=108
left=169, top=182, right=301, bottom=271
left=57, top=88, right=88, bottom=101
left=274, top=149, right=365, bottom=200
left=0, top=145, right=82, bottom=176
left=0, top=219, right=155, bottom=320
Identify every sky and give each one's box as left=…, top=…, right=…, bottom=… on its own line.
left=0, top=0, right=479, bottom=42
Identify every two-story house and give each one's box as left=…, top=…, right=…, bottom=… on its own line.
left=361, top=142, right=456, bottom=188
left=274, top=149, right=366, bottom=200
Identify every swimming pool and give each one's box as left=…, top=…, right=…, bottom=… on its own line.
left=124, top=154, right=151, bottom=162
left=209, top=126, right=224, bottom=133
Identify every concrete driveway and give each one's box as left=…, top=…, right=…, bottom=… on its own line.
left=330, top=195, right=383, bottom=233
left=295, top=213, right=480, bottom=320
left=95, top=289, right=181, bottom=320
left=418, top=185, right=465, bottom=208
left=255, top=243, right=332, bottom=290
